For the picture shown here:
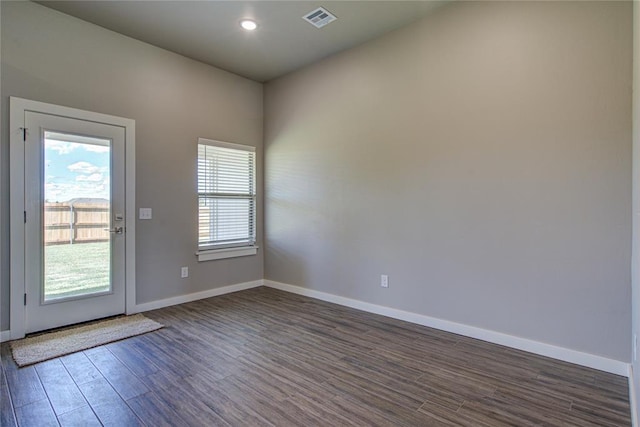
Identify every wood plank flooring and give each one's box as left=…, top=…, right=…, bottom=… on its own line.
left=0, top=286, right=631, bottom=426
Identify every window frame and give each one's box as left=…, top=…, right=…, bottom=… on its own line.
left=195, top=138, right=257, bottom=261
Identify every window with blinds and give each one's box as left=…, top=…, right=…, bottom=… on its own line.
left=197, top=138, right=256, bottom=251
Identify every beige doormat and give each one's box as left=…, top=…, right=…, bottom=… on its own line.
left=10, top=314, right=163, bottom=367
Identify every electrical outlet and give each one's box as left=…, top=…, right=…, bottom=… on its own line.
left=139, top=208, right=152, bottom=220
left=381, top=274, right=389, bottom=288
left=181, top=266, right=189, bottom=278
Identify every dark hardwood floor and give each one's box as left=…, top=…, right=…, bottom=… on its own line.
left=1, top=287, right=631, bottom=426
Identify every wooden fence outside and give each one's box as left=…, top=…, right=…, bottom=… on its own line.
left=44, top=202, right=110, bottom=245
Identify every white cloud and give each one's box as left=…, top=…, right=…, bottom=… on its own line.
left=76, top=173, right=104, bottom=182
left=45, top=180, right=109, bottom=202
left=68, top=161, right=101, bottom=174
left=83, top=145, right=110, bottom=153
left=45, top=140, right=76, bottom=154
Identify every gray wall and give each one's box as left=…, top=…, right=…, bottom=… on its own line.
left=265, top=1, right=632, bottom=361
left=0, top=1, right=264, bottom=331
left=1, top=0, right=633, bottom=368
left=631, top=0, right=639, bottom=416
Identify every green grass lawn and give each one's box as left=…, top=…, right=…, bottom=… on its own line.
left=44, top=241, right=110, bottom=300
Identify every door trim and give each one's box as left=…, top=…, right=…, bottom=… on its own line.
left=9, top=97, right=136, bottom=339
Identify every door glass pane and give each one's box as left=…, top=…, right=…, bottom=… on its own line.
left=43, top=131, right=112, bottom=301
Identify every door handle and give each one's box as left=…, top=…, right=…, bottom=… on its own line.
left=104, top=227, right=124, bottom=234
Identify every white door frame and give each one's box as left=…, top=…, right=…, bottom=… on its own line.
left=9, top=97, right=136, bottom=339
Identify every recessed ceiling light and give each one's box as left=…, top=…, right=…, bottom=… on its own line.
left=240, top=19, right=257, bottom=31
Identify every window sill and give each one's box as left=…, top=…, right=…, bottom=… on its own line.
left=196, top=246, right=258, bottom=262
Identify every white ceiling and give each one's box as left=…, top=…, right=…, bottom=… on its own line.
left=37, top=1, right=446, bottom=82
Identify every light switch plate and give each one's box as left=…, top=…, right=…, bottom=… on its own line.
left=381, top=274, right=389, bottom=288
left=139, top=208, right=152, bottom=220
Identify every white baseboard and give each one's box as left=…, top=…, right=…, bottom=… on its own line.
left=133, top=279, right=263, bottom=313
left=3, top=279, right=630, bottom=378
left=0, top=280, right=263, bottom=342
left=631, top=365, right=639, bottom=427
left=264, top=280, right=629, bottom=377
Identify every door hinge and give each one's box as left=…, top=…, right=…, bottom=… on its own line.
left=19, top=127, right=27, bottom=141
left=24, top=293, right=27, bottom=306
left=24, top=211, right=27, bottom=223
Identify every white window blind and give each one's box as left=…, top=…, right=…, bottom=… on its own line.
left=197, top=139, right=256, bottom=251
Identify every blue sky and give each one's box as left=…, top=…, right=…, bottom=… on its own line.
left=44, top=138, right=110, bottom=203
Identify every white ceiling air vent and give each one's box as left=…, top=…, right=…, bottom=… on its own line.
left=303, top=7, right=337, bottom=29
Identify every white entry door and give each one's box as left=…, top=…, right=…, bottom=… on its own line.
left=23, top=111, right=126, bottom=333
